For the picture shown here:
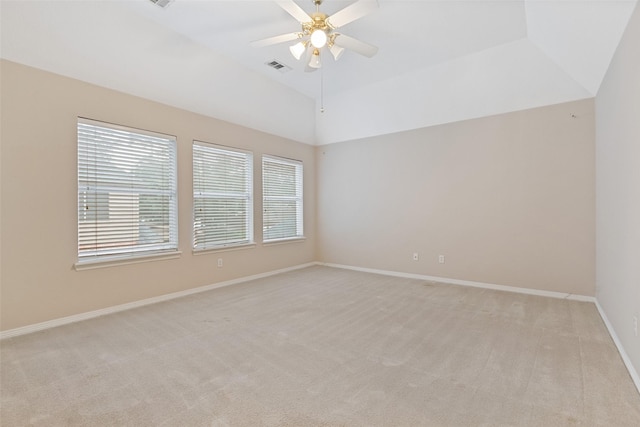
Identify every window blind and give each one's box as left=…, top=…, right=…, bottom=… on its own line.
left=262, top=155, right=303, bottom=241
left=193, top=142, right=253, bottom=250
left=77, top=118, right=178, bottom=261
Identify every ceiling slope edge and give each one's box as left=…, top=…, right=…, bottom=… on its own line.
left=0, top=0, right=317, bottom=145
left=525, top=0, right=638, bottom=96
left=315, top=38, right=592, bottom=145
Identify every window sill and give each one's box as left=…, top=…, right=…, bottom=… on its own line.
left=74, top=251, right=182, bottom=271
left=263, top=237, right=306, bottom=246
left=192, top=242, right=256, bottom=255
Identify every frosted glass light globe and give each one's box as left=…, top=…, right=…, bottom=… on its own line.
left=309, top=50, right=322, bottom=68
left=289, top=42, right=306, bottom=60
left=310, top=30, right=327, bottom=48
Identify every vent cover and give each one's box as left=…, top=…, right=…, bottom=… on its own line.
left=265, top=60, right=292, bottom=73
left=149, top=0, right=174, bottom=8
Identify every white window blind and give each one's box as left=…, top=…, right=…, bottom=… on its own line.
left=77, top=118, right=178, bottom=262
left=262, top=155, right=303, bottom=242
left=193, top=142, right=253, bottom=250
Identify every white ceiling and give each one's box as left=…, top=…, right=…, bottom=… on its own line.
left=1, top=0, right=637, bottom=145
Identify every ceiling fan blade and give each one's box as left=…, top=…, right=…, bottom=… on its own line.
left=276, top=0, right=312, bottom=24
left=250, top=32, right=301, bottom=48
left=333, top=34, right=378, bottom=58
left=327, top=0, right=379, bottom=29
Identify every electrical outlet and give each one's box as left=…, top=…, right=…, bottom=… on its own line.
left=634, top=316, right=638, bottom=337
left=438, top=255, right=445, bottom=264
left=413, top=253, right=419, bottom=261
left=217, top=258, right=223, bottom=268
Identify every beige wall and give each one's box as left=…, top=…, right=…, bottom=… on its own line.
left=317, top=99, right=595, bottom=296
left=0, top=60, right=316, bottom=331
left=1, top=58, right=599, bottom=332
left=596, top=3, right=640, bottom=378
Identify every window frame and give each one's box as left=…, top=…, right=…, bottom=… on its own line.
left=192, top=141, right=254, bottom=252
left=262, top=155, right=304, bottom=243
left=75, top=118, right=179, bottom=269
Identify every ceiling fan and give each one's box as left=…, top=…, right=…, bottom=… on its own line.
left=251, top=0, right=379, bottom=71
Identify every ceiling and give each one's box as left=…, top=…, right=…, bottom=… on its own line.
left=1, top=0, right=637, bottom=145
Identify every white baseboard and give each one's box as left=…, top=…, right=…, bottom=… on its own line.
left=0, top=262, right=317, bottom=340
left=594, top=300, right=640, bottom=395
left=1, top=262, right=591, bottom=341
left=7, top=260, right=637, bottom=396
left=321, top=262, right=640, bottom=394
left=319, top=262, right=595, bottom=302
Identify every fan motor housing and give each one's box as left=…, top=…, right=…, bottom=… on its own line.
left=302, top=12, right=330, bottom=34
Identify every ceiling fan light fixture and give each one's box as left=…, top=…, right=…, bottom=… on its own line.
left=330, top=44, right=345, bottom=61
left=310, top=29, right=327, bottom=48
left=289, top=41, right=307, bottom=60
left=309, top=49, right=322, bottom=68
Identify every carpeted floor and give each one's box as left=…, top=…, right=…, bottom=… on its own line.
left=1, top=266, right=639, bottom=426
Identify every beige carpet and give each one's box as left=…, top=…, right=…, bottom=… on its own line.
left=1, top=266, right=639, bottom=426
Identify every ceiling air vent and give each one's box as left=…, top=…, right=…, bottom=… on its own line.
left=265, top=60, right=292, bottom=74
left=149, top=0, right=174, bottom=8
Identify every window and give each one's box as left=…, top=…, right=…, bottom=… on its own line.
left=262, top=155, right=303, bottom=242
left=193, top=142, right=253, bottom=250
left=77, top=118, right=178, bottom=263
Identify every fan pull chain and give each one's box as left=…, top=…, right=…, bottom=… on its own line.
left=320, top=63, right=325, bottom=113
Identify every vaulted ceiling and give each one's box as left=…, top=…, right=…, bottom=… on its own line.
left=1, top=0, right=637, bottom=145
